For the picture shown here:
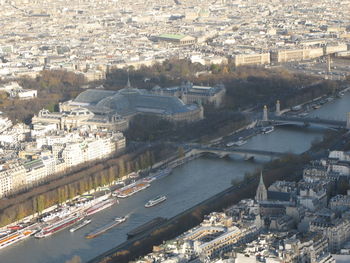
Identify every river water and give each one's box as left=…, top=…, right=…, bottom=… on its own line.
left=1, top=93, right=350, bottom=263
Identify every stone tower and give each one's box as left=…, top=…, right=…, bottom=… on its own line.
left=276, top=100, right=281, bottom=116
left=255, top=172, right=267, bottom=202
left=263, top=105, right=268, bottom=122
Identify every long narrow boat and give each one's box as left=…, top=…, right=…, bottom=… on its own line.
left=112, top=182, right=150, bottom=198
left=143, top=168, right=173, bottom=183
left=145, top=195, right=167, bottom=208
left=85, top=216, right=127, bottom=239
left=0, top=230, right=33, bottom=249
left=35, top=215, right=83, bottom=238
left=70, top=219, right=92, bottom=232
left=261, top=126, right=274, bottom=134
left=85, top=198, right=118, bottom=216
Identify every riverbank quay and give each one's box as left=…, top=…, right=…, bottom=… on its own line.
left=89, top=128, right=350, bottom=263
left=0, top=80, right=348, bottom=262
left=2, top=99, right=348, bottom=263
left=0, top=143, right=175, bottom=228
left=88, top=153, right=312, bottom=263
left=285, top=85, right=350, bottom=116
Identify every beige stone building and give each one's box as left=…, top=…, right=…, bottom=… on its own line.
left=233, top=53, right=271, bottom=66
left=271, top=48, right=324, bottom=63
left=156, top=34, right=197, bottom=45
left=152, top=83, right=226, bottom=108
left=32, top=108, right=129, bottom=132
left=60, top=87, right=204, bottom=123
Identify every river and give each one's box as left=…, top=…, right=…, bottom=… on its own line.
left=1, top=93, right=350, bottom=263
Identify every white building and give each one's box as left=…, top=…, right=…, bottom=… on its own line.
left=31, top=123, right=58, bottom=138
left=0, top=169, right=14, bottom=197
left=15, top=89, right=37, bottom=100
left=0, top=115, right=12, bottom=133
left=60, top=132, right=125, bottom=169
left=0, top=123, right=29, bottom=145
left=310, top=218, right=350, bottom=253
left=24, top=159, right=48, bottom=185
left=0, top=81, right=37, bottom=100
left=329, top=151, right=350, bottom=162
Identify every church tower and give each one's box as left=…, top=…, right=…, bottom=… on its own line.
left=255, top=172, right=267, bottom=202
left=126, top=71, right=131, bottom=89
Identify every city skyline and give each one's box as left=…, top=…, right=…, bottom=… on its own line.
left=0, top=0, right=350, bottom=263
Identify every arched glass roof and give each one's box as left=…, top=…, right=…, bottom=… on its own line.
left=74, top=89, right=117, bottom=104
left=72, top=88, right=199, bottom=117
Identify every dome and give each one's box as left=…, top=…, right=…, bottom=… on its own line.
left=74, top=89, right=117, bottom=104
left=95, top=93, right=132, bottom=114
left=118, top=88, right=142, bottom=95
left=70, top=87, right=201, bottom=120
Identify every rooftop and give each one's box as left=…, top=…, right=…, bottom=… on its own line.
left=71, top=87, right=201, bottom=118
left=158, top=34, right=187, bottom=40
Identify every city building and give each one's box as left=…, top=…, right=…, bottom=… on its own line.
left=329, top=151, right=350, bottom=162
left=232, top=53, right=270, bottom=66
left=0, top=114, right=12, bottom=133
left=60, top=85, right=204, bottom=123
left=32, top=107, right=129, bottom=132
left=152, top=82, right=226, bottom=108
left=271, top=48, right=324, bottom=63
left=156, top=34, right=197, bottom=45
left=310, top=218, right=350, bottom=253
left=0, top=81, right=37, bottom=99
left=330, top=194, right=350, bottom=212
left=255, top=172, right=267, bottom=202
left=0, top=130, right=126, bottom=198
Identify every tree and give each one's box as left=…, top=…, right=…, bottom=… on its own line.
left=57, top=188, right=64, bottom=204
left=118, top=160, right=126, bottom=178
left=65, top=255, right=82, bottom=263
left=108, top=166, right=117, bottom=184
left=36, top=195, right=45, bottom=214
left=231, top=178, right=241, bottom=185
left=178, top=146, right=185, bottom=158
left=16, top=204, right=27, bottom=221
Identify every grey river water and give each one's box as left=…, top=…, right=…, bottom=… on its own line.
left=1, top=93, right=350, bottom=263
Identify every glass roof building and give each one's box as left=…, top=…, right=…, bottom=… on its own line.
left=60, top=87, right=203, bottom=122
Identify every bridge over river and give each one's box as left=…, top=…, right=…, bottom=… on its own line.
left=271, top=115, right=347, bottom=128
left=260, top=100, right=350, bottom=129
left=189, top=146, right=287, bottom=158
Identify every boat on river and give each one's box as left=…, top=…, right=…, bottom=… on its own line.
left=85, top=216, right=127, bottom=239
left=35, top=215, right=83, bottom=238
left=144, top=168, right=172, bottom=183
left=0, top=230, right=33, bottom=249
left=85, top=198, right=118, bottom=216
left=70, top=219, right=91, bottom=232
left=145, top=195, right=167, bottom=208
left=261, top=126, right=274, bottom=134
left=113, top=182, right=150, bottom=198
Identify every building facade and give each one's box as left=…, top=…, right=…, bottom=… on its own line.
left=152, top=82, right=226, bottom=108
left=0, top=131, right=126, bottom=198
left=233, top=53, right=271, bottom=66
left=32, top=108, right=128, bottom=132
left=271, top=48, right=324, bottom=63
left=60, top=86, right=204, bottom=123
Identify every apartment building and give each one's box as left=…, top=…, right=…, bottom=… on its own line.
left=0, top=131, right=126, bottom=197
left=310, top=218, right=350, bottom=253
